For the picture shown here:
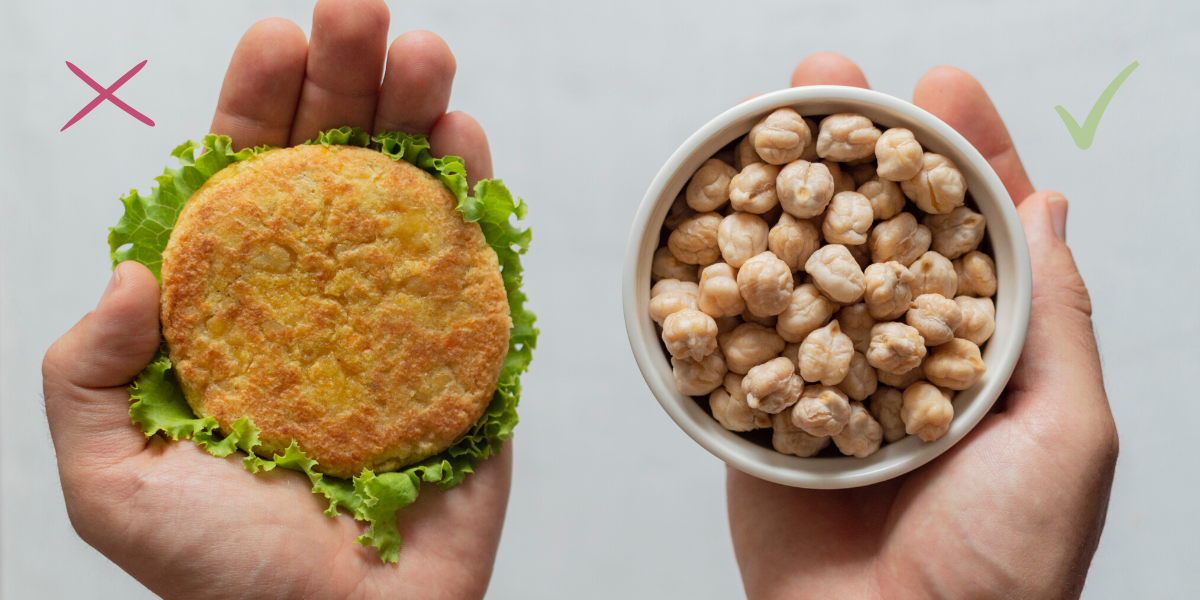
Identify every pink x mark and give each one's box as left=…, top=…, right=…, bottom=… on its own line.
left=61, top=60, right=155, bottom=131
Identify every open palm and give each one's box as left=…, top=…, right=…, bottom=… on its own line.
left=43, top=1, right=510, bottom=598
left=727, top=55, right=1117, bottom=600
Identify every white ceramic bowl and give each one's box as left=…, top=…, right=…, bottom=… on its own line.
left=623, top=86, right=1032, bottom=489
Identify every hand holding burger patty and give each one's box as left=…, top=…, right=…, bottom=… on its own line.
left=43, top=1, right=531, bottom=597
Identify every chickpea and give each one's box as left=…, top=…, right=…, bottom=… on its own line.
left=798, top=320, right=855, bottom=385
left=863, top=261, right=914, bottom=321
left=734, top=135, right=763, bottom=171
left=729, top=163, right=781, bottom=214
left=744, top=357, right=806, bottom=414
left=868, top=386, right=907, bottom=443
left=668, top=212, right=723, bottom=265
left=901, top=382, right=954, bottom=442
left=777, top=160, right=835, bottom=218
left=662, top=309, right=719, bottom=361
left=954, top=296, right=996, bottom=346
left=697, top=263, right=745, bottom=318
left=710, top=373, right=771, bottom=431
left=817, top=113, right=882, bottom=162
left=909, top=251, right=958, bottom=298
left=849, top=162, right=878, bottom=188
left=857, top=177, right=905, bottom=221
left=954, top=251, right=997, bottom=298
left=822, top=192, right=874, bottom=245
left=749, top=108, right=812, bottom=165
left=832, top=402, right=883, bottom=457
left=771, top=412, right=830, bottom=457
left=719, top=322, right=786, bottom=374
left=836, top=304, right=876, bottom=354
left=847, top=240, right=872, bottom=270
left=925, top=206, right=986, bottom=259
left=800, top=272, right=845, bottom=312
left=876, top=365, right=926, bottom=390
left=776, top=284, right=834, bottom=343
left=672, top=352, right=728, bottom=396
left=741, top=310, right=777, bottom=328
left=838, top=352, right=878, bottom=402
left=649, top=279, right=700, bottom=325
left=799, top=118, right=820, bottom=162
left=923, top=338, right=986, bottom=390
left=717, top=213, right=770, bottom=268
left=768, top=213, right=821, bottom=272
left=901, top=153, right=966, bottom=214
left=805, top=245, right=866, bottom=304
left=874, top=128, right=924, bottom=181
left=664, top=190, right=696, bottom=231
left=905, top=293, right=963, bottom=346
left=737, top=251, right=794, bottom=317
left=811, top=278, right=845, bottom=307
left=652, top=246, right=699, bottom=283
left=866, top=322, right=927, bottom=375
left=686, top=158, right=737, bottom=212
left=652, top=279, right=699, bottom=298
left=869, top=212, right=932, bottom=267
left=790, top=384, right=852, bottom=437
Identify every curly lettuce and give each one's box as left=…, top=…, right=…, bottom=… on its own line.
left=114, top=129, right=537, bottom=563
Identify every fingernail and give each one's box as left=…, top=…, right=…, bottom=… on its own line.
left=97, top=263, right=123, bottom=309
left=1048, top=196, right=1068, bottom=242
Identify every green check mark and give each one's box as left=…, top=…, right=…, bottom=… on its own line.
left=1055, top=60, right=1139, bottom=149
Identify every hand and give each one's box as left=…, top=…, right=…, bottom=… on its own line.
left=726, top=54, right=1117, bottom=600
left=43, top=1, right=509, bottom=598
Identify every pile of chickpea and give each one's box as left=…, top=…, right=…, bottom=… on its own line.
left=650, top=109, right=996, bottom=459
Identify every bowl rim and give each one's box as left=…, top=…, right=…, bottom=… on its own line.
left=621, top=85, right=1033, bottom=489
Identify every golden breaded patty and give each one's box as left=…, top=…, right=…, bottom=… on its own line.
left=160, top=144, right=511, bottom=479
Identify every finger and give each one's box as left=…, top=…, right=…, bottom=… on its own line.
left=429, top=111, right=493, bottom=189
left=210, top=18, right=308, bottom=150
left=790, top=52, right=870, bottom=88
left=288, top=0, right=390, bottom=146
left=1006, top=192, right=1112, bottom=429
left=912, top=66, right=1036, bottom=204
left=43, top=262, right=161, bottom=466
left=374, top=31, right=457, bottom=136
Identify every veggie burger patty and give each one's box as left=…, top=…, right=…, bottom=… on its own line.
left=160, top=144, right=511, bottom=479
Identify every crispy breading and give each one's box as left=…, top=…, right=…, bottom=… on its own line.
left=160, top=144, right=511, bottom=478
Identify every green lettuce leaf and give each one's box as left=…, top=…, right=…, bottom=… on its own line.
left=112, top=129, right=536, bottom=563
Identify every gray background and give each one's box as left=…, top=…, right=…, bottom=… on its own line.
left=1, top=0, right=1197, bottom=597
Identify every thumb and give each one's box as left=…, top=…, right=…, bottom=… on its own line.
left=1006, top=192, right=1111, bottom=432
left=43, top=261, right=161, bottom=468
